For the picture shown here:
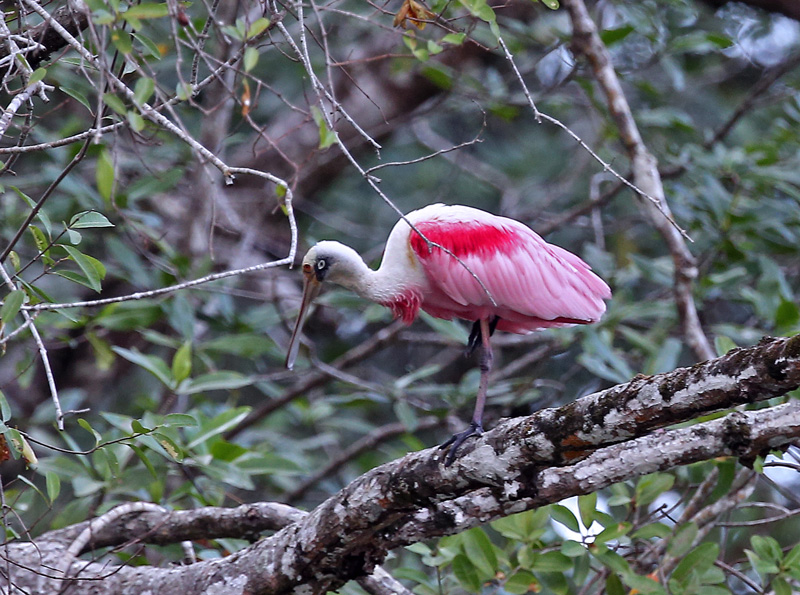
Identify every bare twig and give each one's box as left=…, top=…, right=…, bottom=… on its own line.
left=14, top=173, right=296, bottom=312
left=0, top=262, right=62, bottom=429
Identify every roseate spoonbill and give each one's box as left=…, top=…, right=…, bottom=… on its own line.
left=286, top=204, right=611, bottom=464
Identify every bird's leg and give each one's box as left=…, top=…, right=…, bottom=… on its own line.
left=465, top=316, right=499, bottom=357
left=441, top=317, right=495, bottom=466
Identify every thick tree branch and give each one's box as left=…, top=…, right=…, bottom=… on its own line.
left=2, top=333, right=799, bottom=594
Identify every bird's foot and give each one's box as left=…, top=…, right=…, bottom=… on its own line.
left=439, top=421, right=483, bottom=466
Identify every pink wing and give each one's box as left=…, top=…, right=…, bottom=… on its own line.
left=408, top=210, right=610, bottom=333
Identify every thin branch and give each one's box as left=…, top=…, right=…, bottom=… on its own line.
left=0, top=262, right=62, bottom=429
left=706, top=50, right=800, bottom=149
left=18, top=0, right=280, bottom=186
left=13, top=173, right=296, bottom=312
left=0, top=138, right=91, bottom=264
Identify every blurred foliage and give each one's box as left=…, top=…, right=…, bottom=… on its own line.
left=0, top=0, right=798, bottom=593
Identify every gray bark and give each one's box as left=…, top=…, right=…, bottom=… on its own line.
left=2, top=334, right=800, bottom=594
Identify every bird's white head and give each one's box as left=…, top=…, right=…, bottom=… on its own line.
left=285, top=241, right=369, bottom=369
left=300, top=241, right=367, bottom=288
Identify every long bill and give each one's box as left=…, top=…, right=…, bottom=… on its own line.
left=285, top=274, right=322, bottom=370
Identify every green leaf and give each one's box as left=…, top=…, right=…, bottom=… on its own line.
left=1, top=290, right=25, bottom=323
left=623, top=573, right=666, bottom=594
left=244, top=47, right=259, bottom=72
left=550, top=504, right=580, bottom=532
left=133, top=77, right=155, bottom=106
left=775, top=298, right=799, bottom=331
left=124, top=3, right=169, bottom=19
left=745, top=549, right=778, bottom=578
left=600, top=25, right=634, bottom=46
left=635, top=472, right=674, bottom=507
left=28, top=68, right=47, bottom=84
left=112, top=346, right=174, bottom=388
left=561, top=540, right=586, bottom=558
left=163, top=413, right=198, bottom=427
left=45, top=471, right=61, bottom=502
left=393, top=400, right=418, bottom=431
left=504, top=570, right=538, bottom=594
left=605, top=573, right=625, bottom=595
left=491, top=509, right=547, bottom=542
left=667, top=522, right=698, bottom=558
left=419, top=311, right=469, bottom=343
left=86, top=332, right=115, bottom=371
left=246, top=17, right=271, bottom=39
left=311, top=106, right=337, bottom=149
left=0, top=391, right=11, bottom=422
left=632, top=522, right=671, bottom=540
left=52, top=270, right=96, bottom=290
left=95, top=301, right=162, bottom=331
left=171, top=341, right=192, bottom=383
left=63, top=246, right=106, bottom=293
left=176, top=82, right=193, bottom=101
left=8, top=251, right=20, bottom=271
left=178, top=371, right=253, bottom=395
left=773, top=576, right=792, bottom=595
left=594, top=522, right=631, bottom=544
left=578, top=492, right=597, bottom=528
left=442, top=32, right=466, bottom=45
left=69, top=211, right=114, bottom=229
left=111, top=28, right=133, bottom=54
left=61, top=85, right=91, bottom=111
left=670, top=542, right=718, bottom=585
left=592, top=549, right=631, bottom=574
left=96, top=147, right=115, bottom=202
left=202, top=334, right=275, bottom=357
left=540, top=0, right=559, bottom=8
left=28, top=226, right=51, bottom=262
left=78, top=418, right=102, bottom=444
left=133, top=32, right=161, bottom=58
left=704, top=32, right=733, bottom=48
left=714, top=335, right=737, bottom=356
left=103, top=94, right=127, bottom=117
left=457, top=0, right=496, bottom=23
left=14, top=187, right=51, bottom=234
left=707, top=458, right=736, bottom=503
left=129, top=444, right=158, bottom=479
left=128, top=110, right=145, bottom=132
left=153, top=432, right=183, bottom=461
left=532, top=551, right=572, bottom=572
left=209, top=440, right=247, bottom=461
left=751, top=535, right=783, bottom=563
left=131, top=419, right=152, bottom=434
left=65, top=226, right=82, bottom=245
left=185, top=407, right=251, bottom=449
left=452, top=553, right=482, bottom=593
left=461, top=528, right=498, bottom=579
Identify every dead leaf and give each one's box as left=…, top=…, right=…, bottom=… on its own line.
left=393, top=0, right=435, bottom=30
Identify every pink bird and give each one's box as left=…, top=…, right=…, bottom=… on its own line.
left=286, top=204, right=611, bottom=464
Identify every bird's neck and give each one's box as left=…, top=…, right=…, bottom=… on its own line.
left=337, top=256, right=419, bottom=306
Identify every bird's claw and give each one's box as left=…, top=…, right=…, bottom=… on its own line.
left=439, top=421, right=483, bottom=466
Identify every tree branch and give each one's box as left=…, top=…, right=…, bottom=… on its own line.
left=563, top=0, right=715, bottom=362
left=2, top=333, right=799, bottom=593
